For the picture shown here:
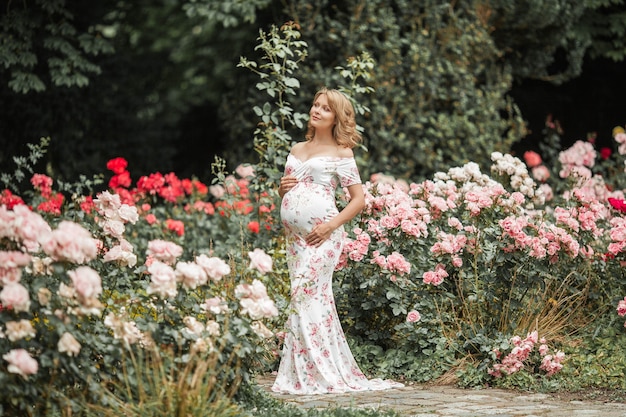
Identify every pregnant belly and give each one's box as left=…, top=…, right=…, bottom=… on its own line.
left=280, top=183, right=337, bottom=236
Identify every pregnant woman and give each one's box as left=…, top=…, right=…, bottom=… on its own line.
left=272, top=87, right=403, bottom=394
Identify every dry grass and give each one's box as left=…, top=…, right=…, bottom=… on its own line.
left=83, top=345, right=243, bottom=417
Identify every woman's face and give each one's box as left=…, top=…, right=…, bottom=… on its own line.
left=310, top=94, right=336, bottom=132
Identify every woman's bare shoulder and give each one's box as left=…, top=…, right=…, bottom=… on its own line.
left=337, top=146, right=355, bottom=158
left=290, top=142, right=306, bottom=153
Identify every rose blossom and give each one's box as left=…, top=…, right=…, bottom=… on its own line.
left=103, top=239, right=137, bottom=267
left=41, top=221, right=98, bottom=264
left=247, top=221, right=260, bottom=233
left=531, top=165, right=550, bottom=182
left=523, top=151, right=542, bottom=168
left=248, top=248, right=273, bottom=273
left=175, top=261, right=208, bottom=289
left=235, top=279, right=278, bottom=319
left=202, top=296, right=230, bottom=315
left=617, top=297, right=626, bottom=316
left=146, top=239, right=183, bottom=265
left=38, top=287, right=52, bottom=306
left=183, top=316, right=205, bottom=336
left=104, top=313, right=142, bottom=347
left=209, top=184, right=225, bottom=199
left=0, top=266, right=21, bottom=286
left=68, top=266, right=102, bottom=302
left=107, top=157, right=128, bottom=174
left=206, top=320, right=221, bottom=336
left=0, top=283, right=31, bottom=312
left=195, top=254, right=231, bottom=281
left=239, top=297, right=279, bottom=320
left=0, top=250, right=31, bottom=269
left=386, top=251, right=411, bottom=275
left=406, top=310, right=421, bottom=323
left=3, top=349, right=38, bottom=378
left=235, top=164, right=256, bottom=178
left=165, top=219, right=185, bottom=236
left=58, top=332, right=81, bottom=356
left=5, top=320, right=36, bottom=341
left=146, top=260, right=177, bottom=298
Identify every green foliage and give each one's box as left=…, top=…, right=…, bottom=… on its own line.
left=0, top=0, right=114, bottom=93
left=578, top=0, right=626, bottom=62
left=482, top=0, right=590, bottom=83
left=223, top=0, right=527, bottom=180
left=184, top=0, right=273, bottom=27
left=237, top=21, right=310, bottom=184
left=0, top=137, right=51, bottom=192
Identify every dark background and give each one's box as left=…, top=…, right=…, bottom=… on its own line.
left=511, top=57, right=625, bottom=152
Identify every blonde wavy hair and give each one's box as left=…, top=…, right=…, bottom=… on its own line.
left=305, top=88, right=362, bottom=149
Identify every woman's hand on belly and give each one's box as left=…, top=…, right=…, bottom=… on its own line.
left=305, top=222, right=334, bottom=247
left=279, top=175, right=298, bottom=197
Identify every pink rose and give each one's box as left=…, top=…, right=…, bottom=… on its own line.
left=102, top=219, right=126, bottom=239
left=118, top=204, right=139, bottom=223
left=202, top=296, right=230, bottom=315
left=195, top=254, right=231, bottom=281
left=146, top=260, right=177, bottom=298
left=145, top=213, right=158, bottom=225
left=41, top=221, right=98, bottom=264
left=175, top=261, right=208, bottom=289
left=617, top=297, right=626, bottom=316
left=406, top=310, right=421, bottom=323
left=11, top=205, right=52, bottom=252
left=103, top=239, right=137, bottom=267
left=5, top=319, right=36, bottom=341
left=58, top=332, right=81, bottom=356
left=531, top=165, right=550, bottom=182
left=0, top=251, right=32, bottom=268
left=235, top=164, right=256, bottom=178
left=146, top=239, right=183, bottom=265
left=0, top=283, right=31, bottom=312
left=209, top=184, right=225, bottom=199
left=68, top=266, right=102, bottom=302
left=248, top=248, right=273, bottom=274
left=3, top=349, right=38, bottom=378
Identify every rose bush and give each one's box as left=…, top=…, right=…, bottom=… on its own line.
left=0, top=157, right=284, bottom=416
left=333, top=122, right=626, bottom=385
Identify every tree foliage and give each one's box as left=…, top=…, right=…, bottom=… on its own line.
left=222, top=0, right=527, bottom=179
left=0, top=0, right=269, bottom=184
left=482, top=0, right=626, bottom=83
left=0, top=0, right=114, bottom=94
left=579, top=0, right=626, bottom=62
left=0, top=0, right=625, bottom=184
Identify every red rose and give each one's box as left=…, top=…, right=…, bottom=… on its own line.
left=247, top=221, right=260, bottom=234
left=106, top=157, right=128, bottom=174
left=608, top=198, right=626, bottom=213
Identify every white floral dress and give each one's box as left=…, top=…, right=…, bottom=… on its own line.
left=272, top=154, right=403, bottom=394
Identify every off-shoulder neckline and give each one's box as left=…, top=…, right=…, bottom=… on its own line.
left=288, top=154, right=354, bottom=164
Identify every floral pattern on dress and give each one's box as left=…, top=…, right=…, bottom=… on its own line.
left=272, top=154, right=404, bottom=394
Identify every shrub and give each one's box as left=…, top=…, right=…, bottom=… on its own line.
left=334, top=124, right=626, bottom=384
left=0, top=151, right=282, bottom=415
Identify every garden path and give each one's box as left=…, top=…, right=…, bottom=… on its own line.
left=255, top=374, right=626, bottom=416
